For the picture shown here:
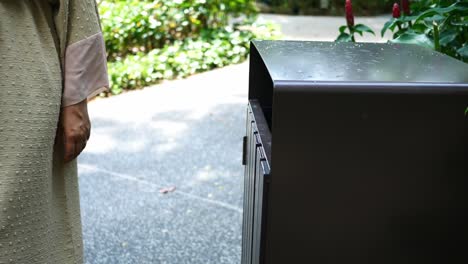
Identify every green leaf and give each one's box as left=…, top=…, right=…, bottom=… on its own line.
left=414, top=2, right=468, bottom=24
left=381, top=19, right=396, bottom=37
left=457, top=45, right=468, bottom=58
left=354, top=24, right=375, bottom=36
left=339, top=25, right=347, bottom=34
left=335, top=32, right=353, bottom=42
left=390, top=32, right=434, bottom=50
left=439, top=30, right=458, bottom=46
left=423, top=14, right=446, bottom=28
left=381, top=15, right=419, bottom=37
left=409, top=23, right=429, bottom=34
left=400, top=15, right=419, bottom=23
left=352, top=27, right=363, bottom=36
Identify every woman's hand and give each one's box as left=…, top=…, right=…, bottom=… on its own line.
left=59, top=99, right=91, bottom=162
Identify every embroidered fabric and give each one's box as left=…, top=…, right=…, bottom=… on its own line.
left=63, top=32, right=109, bottom=107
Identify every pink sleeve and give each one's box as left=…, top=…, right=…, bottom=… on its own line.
left=62, top=32, right=109, bottom=107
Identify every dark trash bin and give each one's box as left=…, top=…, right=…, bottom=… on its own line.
left=242, top=40, right=468, bottom=264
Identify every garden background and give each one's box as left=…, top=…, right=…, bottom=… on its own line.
left=99, top=0, right=466, bottom=99
left=98, top=0, right=466, bottom=97
left=97, top=0, right=280, bottom=95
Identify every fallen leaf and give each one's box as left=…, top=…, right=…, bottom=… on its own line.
left=159, top=186, right=176, bottom=194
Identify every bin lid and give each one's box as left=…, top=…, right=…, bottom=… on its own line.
left=252, top=40, right=468, bottom=91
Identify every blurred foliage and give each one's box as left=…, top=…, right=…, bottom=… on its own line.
left=335, top=0, right=467, bottom=63
left=336, top=24, right=375, bottom=42
left=258, top=0, right=393, bottom=16
left=383, top=1, right=468, bottom=62
left=100, top=0, right=258, bottom=60
left=107, top=23, right=280, bottom=94
left=98, top=0, right=280, bottom=95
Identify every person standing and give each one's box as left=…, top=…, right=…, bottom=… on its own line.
left=0, top=0, right=109, bottom=262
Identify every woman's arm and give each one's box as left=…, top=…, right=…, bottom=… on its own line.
left=54, top=0, right=109, bottom=162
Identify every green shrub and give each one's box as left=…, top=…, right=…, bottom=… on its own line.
left=99, top=0, right=258, bottom=60
left=107, top=22, right=281, bottom=94
left=97, top=0, right=279, bottom=95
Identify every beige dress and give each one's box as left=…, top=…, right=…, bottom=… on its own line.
left=0, top=0, right=108, bottom=263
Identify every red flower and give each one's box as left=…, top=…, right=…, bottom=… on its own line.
left=393, top=3, right=401, bottom=18
left=345, top=0, right=354, bottom=27
left=401, top=0, right=410, bottom=15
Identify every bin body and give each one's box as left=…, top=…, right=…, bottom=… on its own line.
left=242, top=40, right=468, bottom=264
left=242, top=101, right=271, bottom=264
